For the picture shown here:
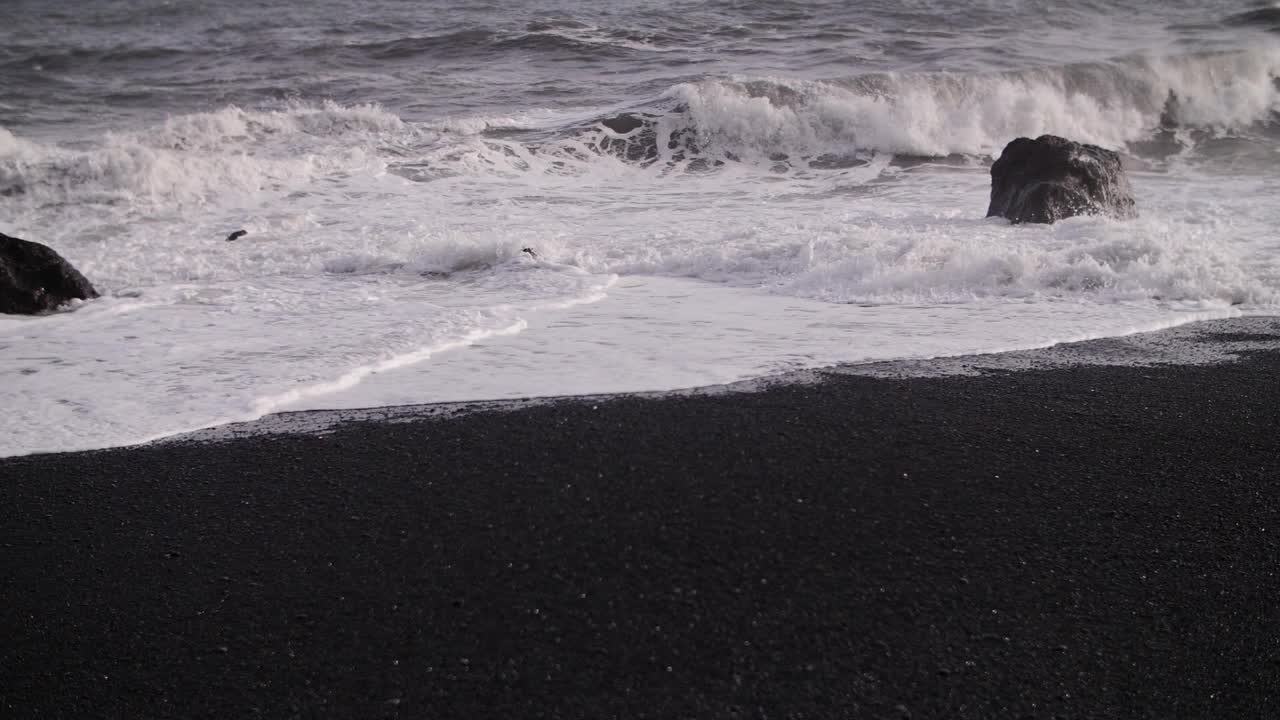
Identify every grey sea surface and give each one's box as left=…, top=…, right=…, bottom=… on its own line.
left=0, top=0, right=1271, bottom=132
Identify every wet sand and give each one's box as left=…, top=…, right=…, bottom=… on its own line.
left=4, top=319, right=1280, bottom=719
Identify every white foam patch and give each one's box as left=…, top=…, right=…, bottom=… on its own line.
left=280, top=275, right=1247, bottom=413
left=0, top=101, right=421, bottom=213
left=0, top=272, right=612, bottom=457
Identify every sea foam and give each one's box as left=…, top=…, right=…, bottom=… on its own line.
left=638, top=48, right=1280, bottom=162
left=2, top=46, right=1277, bottom=456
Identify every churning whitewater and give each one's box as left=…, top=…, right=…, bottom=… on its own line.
left=1, top=0, right=1278, bottom=455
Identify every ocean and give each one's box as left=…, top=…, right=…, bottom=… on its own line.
left=1, top=0, right=1277, bottom=456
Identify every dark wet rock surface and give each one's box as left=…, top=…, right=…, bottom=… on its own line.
left=0, top=232, right=98, bottom=315
left=987, top=134, right=1137, bottom=224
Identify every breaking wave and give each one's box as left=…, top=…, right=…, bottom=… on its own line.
left=2, top=48, right=1275, bottom=214
left=0, top=102, right=420, bottom=209
left=572, top=48, right=1280, bottom=167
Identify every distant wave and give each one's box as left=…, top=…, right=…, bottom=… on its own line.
left=303, top=22, right=677, bottom=63
left=2, top=20, right=681, bottom=79
left=1, top=44, right=189, bottom=72
left=322, top=30, right=500, bottom=60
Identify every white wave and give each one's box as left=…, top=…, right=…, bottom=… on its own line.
left=321, top=234, right=530, bottom=276
left=0, top=101, right=420, bottom=211
left=564, top=166, right=1279, bottom=311
left=378, top=48, right=1279, bottom=187
left=780, top=217, right=1263, bottom=306
left=144, top=101, right=412, bottom=150
left=4, top=48, right=1272, bottom=223
left=654, top=48, right=1280, bottom=160
left=593, top=224, right=1265, bottom=308
left=0, top=267, right=615, bottom=457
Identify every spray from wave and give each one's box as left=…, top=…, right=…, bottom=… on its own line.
left=567, top=48, right=1280, bottom=168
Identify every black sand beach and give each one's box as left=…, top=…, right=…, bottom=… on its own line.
left=4, top=320, right=1280, bottom=719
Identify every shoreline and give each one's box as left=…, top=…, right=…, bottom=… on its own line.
left=161, top=312, right=1273, bottom=449
left=0, top=275, right=1251, bottom=459
left=4, top=316, right=1280, bottom=717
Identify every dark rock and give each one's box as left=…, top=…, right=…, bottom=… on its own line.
left=600, top=113, right=649, bottom=135
left=1159, top=90, right=1182, bottom=130
left=0, top=232, right=98, bottom=315
left=226, top=229, right=248, bottom=242
left=987, top=135, right=1137, bottom=224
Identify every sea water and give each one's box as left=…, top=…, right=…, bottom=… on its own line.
left=1, top=0, right=1278, bottom=455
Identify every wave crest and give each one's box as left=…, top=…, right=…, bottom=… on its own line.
left=569, top=48, right=1280, bottom=167
left=0, top=102, right=417, bottom=209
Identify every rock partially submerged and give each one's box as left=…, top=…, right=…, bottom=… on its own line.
left=599, top=113, right=650, bottom=135
left=595, top=111, right=692, bottom=164
left=987, top=135, right=1136, bottom=224
left=0, top=232, right=98, bottom=315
